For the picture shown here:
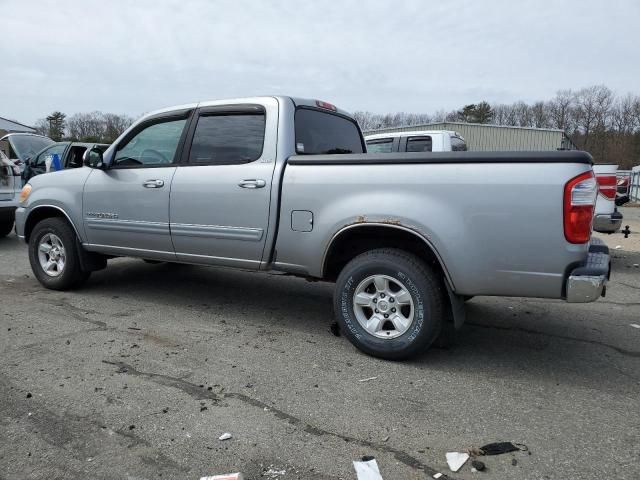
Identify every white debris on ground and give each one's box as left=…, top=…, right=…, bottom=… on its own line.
left=353, top=458, right=384, bottom=480
left=200, top=474, right=244, bottom=480
left=263, top=466, right=287, bottom=477
left=446, top=451, right=470, bottom=472
left=218, top=432, right=232, bottom=441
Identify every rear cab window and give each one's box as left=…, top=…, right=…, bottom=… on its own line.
left=295, top=108, right=364, bottom=155
left=366, top=138, right=394, bottom=153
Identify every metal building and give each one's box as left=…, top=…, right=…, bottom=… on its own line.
left=0, top=116, right=36, bottom=137
left=363, top=122, right=576, bottom=151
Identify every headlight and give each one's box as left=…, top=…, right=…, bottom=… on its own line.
left=19, top=184, right=32, bottom=203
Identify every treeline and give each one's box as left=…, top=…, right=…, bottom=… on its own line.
left=355, top=85, right=640, bottom=169
left=34, top=111, right=134, bottom=144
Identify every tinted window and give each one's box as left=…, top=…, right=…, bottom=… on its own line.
left=189, top=114, right=265, bottom=165
left=406, top=136, right=432, bottom=152
left=451, top=136, right=467, bottom=151
left=366, top=139, right=393, bottom=153
left=295, top=109, right=363, bottom=154
left=114, top=119, right=186, bottom=167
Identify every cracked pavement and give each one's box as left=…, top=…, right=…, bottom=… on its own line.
left=1, top=207, right=639, bottom=479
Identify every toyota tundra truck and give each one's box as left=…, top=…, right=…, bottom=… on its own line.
left=14, top=96, right=610, bottom=360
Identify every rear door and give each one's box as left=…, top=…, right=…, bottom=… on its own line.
left=169, top=99, right=278, bottom=269
left=83, top=111, right=191, bottom=259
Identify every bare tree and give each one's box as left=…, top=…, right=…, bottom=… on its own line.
left=548, top=89, right=575, bottom=131
left=33, top=118, right=50, bottom=137
left=531, top=101, right=549, bottom=128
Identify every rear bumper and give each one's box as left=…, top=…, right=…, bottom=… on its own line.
left=566, top=239, right=610, bottom=303
left=593, top=211, right=623, bottom=233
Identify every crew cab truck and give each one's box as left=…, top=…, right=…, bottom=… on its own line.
left=15, top=96, right=610, bottom=360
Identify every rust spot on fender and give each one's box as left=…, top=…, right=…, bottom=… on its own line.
left=380, top=218, right=402, bottom=226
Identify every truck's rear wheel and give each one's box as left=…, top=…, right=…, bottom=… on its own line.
left=28, top=218, right=90, bottom=290
left=334, top=248, right=445, bottom=360
left=0, top=211, right=14, bottom=237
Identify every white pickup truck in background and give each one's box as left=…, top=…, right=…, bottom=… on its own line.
left=365, top=130, right=467, bottom=153
left=593, top=164, right=623, bottom=233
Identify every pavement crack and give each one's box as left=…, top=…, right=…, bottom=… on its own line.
left=103, top=360, right=456, bottom=479
left=614, top=281, right=640, bottom=291
left=41, top=299, right=108, bottom=329
left=466, top=322, right=640, bottom=358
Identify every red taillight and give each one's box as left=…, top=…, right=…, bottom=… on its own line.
left=596, top=174, right=616, bottom=199
left=315, top=100, right=337, bottom=111
left=564, top=171, right=597, bottom=244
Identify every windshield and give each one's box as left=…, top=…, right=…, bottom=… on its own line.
left=8, top=135, right=54, bottom=161
left=295, top=108, right=364, bottom=155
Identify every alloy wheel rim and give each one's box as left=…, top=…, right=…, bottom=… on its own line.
left=37, top=233, right=66, bottom=277
left=353, top=274, right=415, bottom=339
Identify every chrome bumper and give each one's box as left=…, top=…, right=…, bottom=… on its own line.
left=566, top=239, right=610, bottom=303
left=593, top=211, right=623, bottom=233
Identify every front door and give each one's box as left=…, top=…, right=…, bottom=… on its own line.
left=169, top=101, right=277, bottom=269
left=83, top=113, right=190, bottom=260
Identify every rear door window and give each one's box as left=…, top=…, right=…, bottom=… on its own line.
left=188, top=112, right=265, bottom=165
left=295, top=108, right=364, bottom=154
left=366, top=138, right=394, bottom=153
left=406, top=136, right=432, bottom=152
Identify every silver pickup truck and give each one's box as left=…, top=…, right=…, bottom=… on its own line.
left=14, top=96, right=611, bottom=359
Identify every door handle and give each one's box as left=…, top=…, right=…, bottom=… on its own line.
left=238, top=179, right=266, bottom=189
left=143, top=179, right=164, bottom=188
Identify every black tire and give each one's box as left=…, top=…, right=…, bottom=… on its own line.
left=0, top=211, right=14, bottom=237
left=334, top=248, right=446, bottom=360
left=28, top=217, right=90, bottom=290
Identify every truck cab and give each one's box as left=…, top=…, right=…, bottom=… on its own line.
left=365, top=130, right=467, bottom=153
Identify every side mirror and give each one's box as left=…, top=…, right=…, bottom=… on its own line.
left=84, top=147, right=106, bottom=169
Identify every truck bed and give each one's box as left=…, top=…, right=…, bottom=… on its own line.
left=275, top=150, right=593, bottom=299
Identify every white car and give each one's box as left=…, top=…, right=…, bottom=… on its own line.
left=365, top=130, right=468, bottom=153
left=592, top=163, right=623, bottom=233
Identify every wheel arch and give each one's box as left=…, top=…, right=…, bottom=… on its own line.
left=24, top=205, right=82, bottom=243
left=322, top=223, right=454, bottom=289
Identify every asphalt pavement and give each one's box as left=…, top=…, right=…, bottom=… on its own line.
left=1, top=208, right=639, bottom=480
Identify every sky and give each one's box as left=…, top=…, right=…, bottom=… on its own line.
left=2, top=0, right=639, bottom=125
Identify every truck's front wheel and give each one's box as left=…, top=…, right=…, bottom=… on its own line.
left=28, top=218, right=90, bottom=290
left=334, top=249, right=445, bottom=360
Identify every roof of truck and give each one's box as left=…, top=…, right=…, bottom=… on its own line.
left=139, top=96, right=353, bottom=120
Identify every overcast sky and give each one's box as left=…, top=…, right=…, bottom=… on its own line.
left=2, top=0, right=639, bottom=124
